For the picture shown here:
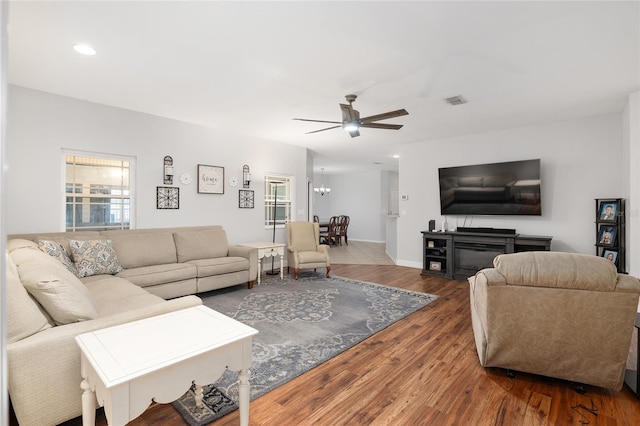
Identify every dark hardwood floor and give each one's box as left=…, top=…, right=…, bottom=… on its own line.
left=41, top=264, right=640, bottom=425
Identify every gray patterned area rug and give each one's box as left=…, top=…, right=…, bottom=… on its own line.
left=171, top=272, right=438, bottom=425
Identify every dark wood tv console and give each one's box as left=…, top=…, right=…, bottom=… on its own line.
left=421, top=230, right=552, bottom=280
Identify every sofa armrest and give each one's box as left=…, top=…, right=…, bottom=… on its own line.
left=616, top=274, right=640, bottom=293
left=317, top=244, right=330, bottom=265
left=8, top=295, right=202, bottom=426
left=228, top=245, right=258, bottom=281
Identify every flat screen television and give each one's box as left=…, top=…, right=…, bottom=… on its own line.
left=438, top=159, right=541, bottom=216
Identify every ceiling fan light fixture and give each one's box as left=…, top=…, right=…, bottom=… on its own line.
left=343, top=120, right=360, bottom=132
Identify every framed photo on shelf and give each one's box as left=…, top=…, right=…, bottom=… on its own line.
left=603, top=249, right=618, bottom=264
left=429, top=261, right=442, bottom=271
left=239, top=190, right=254, bottom=208
left=598, top=225, right=616, bottom=246
left=198, top=164, right=224, bottom=194
left=598, top=201, right=618, bottom=221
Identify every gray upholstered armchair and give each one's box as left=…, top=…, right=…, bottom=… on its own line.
left=468, top=251, right=640, bottom=390
left=285, top=221, right=331, bottom=280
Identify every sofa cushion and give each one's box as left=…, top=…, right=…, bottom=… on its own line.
left=84, top=276, right=166, bottom=317
left=107, top=232, right=177, bottom=269
left=38, top=239, right=78, bottom=276
left=69, top=239, right=123, bottom=277
left=116, top=263, right=197, bottom=287
left=493, top=251, right=618, bottom=291
left=187, top=256, right=250, bottom=277
left=298, top=251, right=328, bottom=264
left=174, top=229, right=229, bottom=262
left=17, top=250, right=98, bottom=325
left=6, top=252, right=52, bottom=343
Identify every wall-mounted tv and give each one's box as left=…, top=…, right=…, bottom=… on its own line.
left=438, top=159, right=541, bottom=216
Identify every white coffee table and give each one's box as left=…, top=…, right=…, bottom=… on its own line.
left=75, top=305, right=258, bottom=426
left=239, top=242, right=285, bottom=284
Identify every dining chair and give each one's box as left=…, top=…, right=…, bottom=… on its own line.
left=338, top=215, right=350, bottom=245
left=320, top=216, right=338, bottom=246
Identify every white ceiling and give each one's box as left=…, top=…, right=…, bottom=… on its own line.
left=8, top=1, right=640, bottom=174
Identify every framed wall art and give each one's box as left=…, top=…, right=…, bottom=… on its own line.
left=156, top=186, right=179, bottom=209
left=239, top=190, right=254, bottom=208
left=198, top=164, right=224, bottom=194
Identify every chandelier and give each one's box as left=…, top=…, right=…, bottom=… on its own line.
left=314, top=168, right=331, bottom=196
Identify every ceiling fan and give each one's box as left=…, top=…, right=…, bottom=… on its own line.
left=293, top=94, right=408, bottom=138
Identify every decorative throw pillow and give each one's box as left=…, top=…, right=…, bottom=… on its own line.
left=69, top=239, right=123, bottom=278
left=6, top=252, right=52, bottom=342
left=18, top=258, right=98, bottom=325
left=38, top=239, right=78, bottom=276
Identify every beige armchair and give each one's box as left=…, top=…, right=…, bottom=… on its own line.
left=285, top=221, right=331, bottom=280
left=468, top=251, right=640, bottom=390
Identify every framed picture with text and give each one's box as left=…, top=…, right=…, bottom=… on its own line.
left=198, top=164, right=224, bottom=194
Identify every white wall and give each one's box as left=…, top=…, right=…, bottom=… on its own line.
left=397, top=114, right=624, bottom=268
left=624, top=91, right=640, bottom=277
left=312, top=170, right=385, bottom=243
left=6, top=86, right=309, bottom=246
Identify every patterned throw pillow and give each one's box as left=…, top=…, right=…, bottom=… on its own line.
left=38, top=239, right=78, bottom=276
left=69, top=239, right=123, bottom=278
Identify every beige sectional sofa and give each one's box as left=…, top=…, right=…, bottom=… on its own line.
left=7, top=225, right=258, bottom=425
left=11, top=225, right=258, bottom=298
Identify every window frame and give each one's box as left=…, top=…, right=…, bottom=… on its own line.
left=62, top=150, right=136, bottom=232
left=264, top=174, right=293, bottom=228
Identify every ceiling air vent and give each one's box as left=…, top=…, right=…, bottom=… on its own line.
left=445, top=95, right=468, bottom=106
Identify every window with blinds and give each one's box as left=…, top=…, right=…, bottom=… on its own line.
left=65, top=153, right=134, bottom=231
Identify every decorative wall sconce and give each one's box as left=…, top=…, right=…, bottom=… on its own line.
left=164, top=156, right=174, bottom=185
left=314, top=168, right=331, bottom=196
left=243, top=164, right=251, bottom=188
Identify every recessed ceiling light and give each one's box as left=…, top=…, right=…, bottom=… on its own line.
left=392, top=154, right=400, bottom=159
left=73, top=44, right=96, bottom=56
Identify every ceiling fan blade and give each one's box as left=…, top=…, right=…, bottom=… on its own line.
left=360, top=109, right=409, bottom=124
left=305, top=125, right=342, bottom=134
left=293, top=118, right=341, bottom=124
left=360, top=123, right=404, bottom=130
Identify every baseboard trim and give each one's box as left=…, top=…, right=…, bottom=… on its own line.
left=396, top=260, right=422, bottom=269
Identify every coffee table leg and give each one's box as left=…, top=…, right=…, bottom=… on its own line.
left=81, top=378, right=96, bottom=426
left=279, top=253, right=284, bottom=279
left=194, top=384, right=204, bottom=408
left=238, top=369, right=250, bottom=426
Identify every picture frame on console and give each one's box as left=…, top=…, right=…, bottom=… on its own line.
left=429, top=261, right=442, bottom=271
left=598, top=226, right=616, bottom=246
left=599, top=201, right=618, bottom=221
left=603, top=250, right=618, bottom=264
